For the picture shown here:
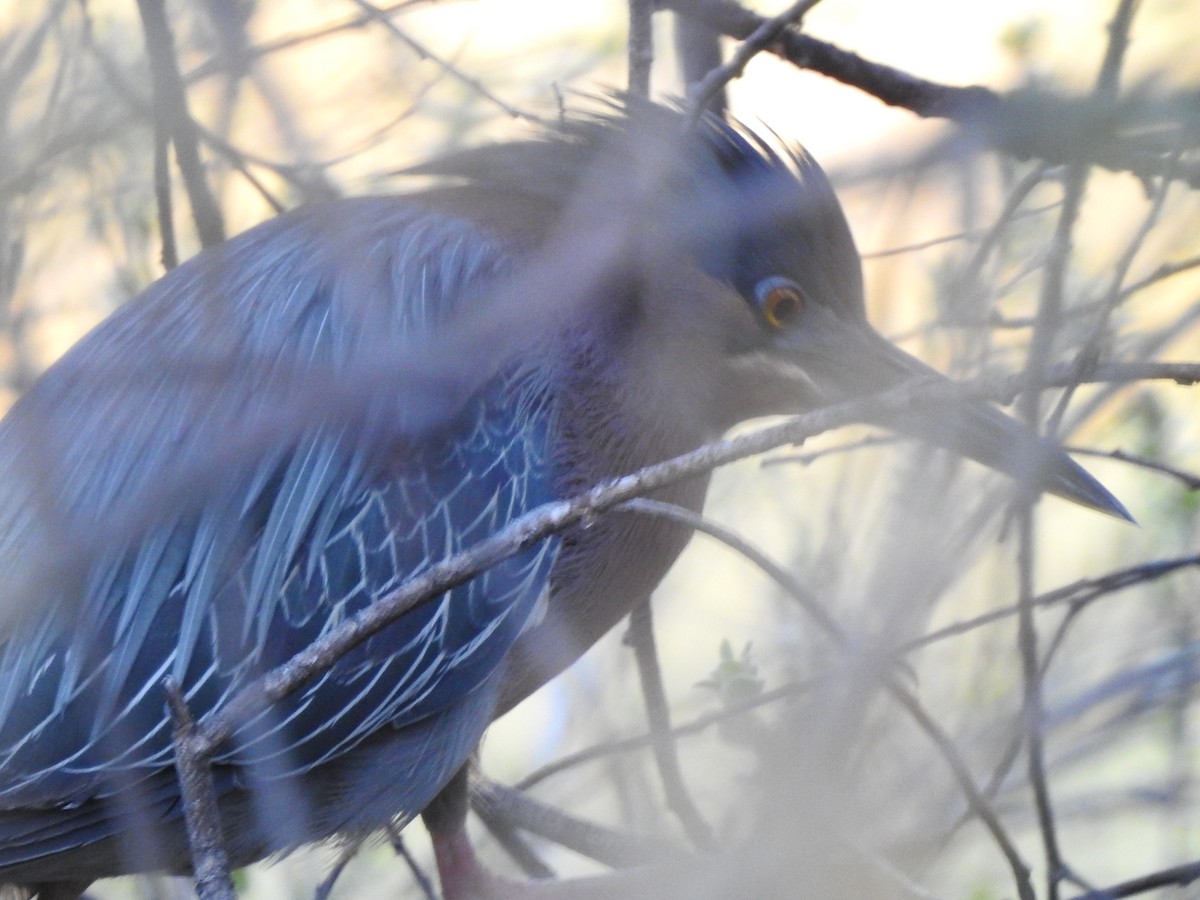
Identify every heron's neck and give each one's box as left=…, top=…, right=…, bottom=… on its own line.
left=548, top=333, right=715, bottom=497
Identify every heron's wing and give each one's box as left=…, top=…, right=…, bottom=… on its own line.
left=0, top=197, right=559, bottom=805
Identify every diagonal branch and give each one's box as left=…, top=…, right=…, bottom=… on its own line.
left=166, top=360, right=1198, bottom=897
left=473, top=778, right=680, bottom=869
left=661, top=0, right=1200, bottom=186
left=187, top=359, right=1200, bottom=761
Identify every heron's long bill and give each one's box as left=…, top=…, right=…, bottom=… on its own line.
left=792, top=319, right=1133, bottom=522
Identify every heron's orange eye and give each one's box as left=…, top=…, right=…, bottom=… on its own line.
left=756, top=278, right=805, bottom=330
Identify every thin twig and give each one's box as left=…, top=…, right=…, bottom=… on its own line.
left=910, top=555, right=1200, bottom=658
left=312, top=842, right=360, bottom=900
left=626, top=601, right=715, bottom=849
left=163, top=679, right=236, bottom=900
left=628, top=0, right=655, bottom=98
left=1016, top=507, right=1064, bottom=899
left=685, top=0, right=822, bottom=123
left=151, top=123, right=179, bottom=270
left=135, top=0, right=225, bottom=250
left=661, top=0, right=1000, bottom=121
left=1064, top=446, right=1200, bottom=491
left=473, top=799, right=556, bottom=879
left=386, top=826, right=439, bottom=900
left=473, top=779, right=680, bottom=869
left=663, top=0, right=1200, bottom=186
left=862, top=198, right=1060, bottom=260
left=1071, top=857, right=1200, bottom=899
left=673, top=14, right=727, bottom=115
left=1012, top=156, right=1086, bottom=900
left=1016, top=3, right=1145, bottom=886
left=1094, top=0, right=1142, bottom=101
left=184, top=360, right=1200, bottom=760
left=1045, top=145, right=1178, bottom=437
left=1119, top=253, right=1200, bottom=301
left=347, top=0, right=543, bottom=123
left=184, top=1, right=441, bottom=83
left=515, top=680, right=812, bottom=791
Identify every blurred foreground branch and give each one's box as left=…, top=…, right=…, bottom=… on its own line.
left=663, top=0, right=1200, bottom=186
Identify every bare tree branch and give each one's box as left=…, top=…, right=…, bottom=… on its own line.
left=164, top=679, right=236, bottom=900
left=473, top=778, right=681, bottom=869
left=662, top=0, right=1200, bottom=185
left=625, top=601, right=715, bottom=849
left=628, top=0, right=654, bottom=98
left=685, top=0, right=822, bottom=122
left=135, top=0, right=225, bottom=252
left=174, top=359, right=1200, bottom=765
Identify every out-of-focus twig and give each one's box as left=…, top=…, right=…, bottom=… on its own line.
left=673, top=14, right=726, bottom=115
left=626, top=600, right=715, bottom=850
left=473, top=794, right=556, bottom=879
left=135, top=0, right=225, bottom=255
left=628, top=0, right=654, bottom=98
left=386, top=826, right=439, bottom=900
left=685, top=0, right=822, bottom=122
left=347, top=0, right=543, bottom=124
left=473, top=778, right=681, bottom=869
left=1070, top=848, right=1200, bottom=898
left=662, top=0, right=1200, bottom=186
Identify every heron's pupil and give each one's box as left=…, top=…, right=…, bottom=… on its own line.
left=767, top=288, right=802, bottom=327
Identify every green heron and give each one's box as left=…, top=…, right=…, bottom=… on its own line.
left=0, top=102, right=1127, bottom=899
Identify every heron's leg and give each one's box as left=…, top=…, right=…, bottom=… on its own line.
left=422, top=764, right=500, bottom=900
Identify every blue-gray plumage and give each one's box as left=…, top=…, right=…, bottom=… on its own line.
left=0, top=103, right=1128, bottom=899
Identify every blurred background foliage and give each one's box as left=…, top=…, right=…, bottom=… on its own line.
left=3, top=0, right=1200, bottom=897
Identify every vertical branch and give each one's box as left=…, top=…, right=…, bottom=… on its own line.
left=626, top=601, right=715, bottom=850
left=673, top=15, right=727, bottom=115
left=1094, top=0, right=1142, bottom=100
left=1014, top=168, right=1087, bottom=900
left=136, top=0, right=226, bottom=253
left=1015, top=159, right=1088, bottom=900
left=683, top=0, right=823, bottom=124
left=1016, top=507, right=1063, bottom=899
left=1045, top=0, right=1151, bottom=436
left=164, top=679, right=236, bottom=900
left=152, top=125, right=179, bottom=271
left=628, top=0, right=654, bottom=98
left=1013, top=57, right=1093, bottom=900
left=386, top=826, right=440, bottom=900
left=1016, top=6, right=1143, bottom=891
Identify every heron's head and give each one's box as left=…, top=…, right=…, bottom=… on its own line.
left=413, top=101, right=1129, bottom=519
